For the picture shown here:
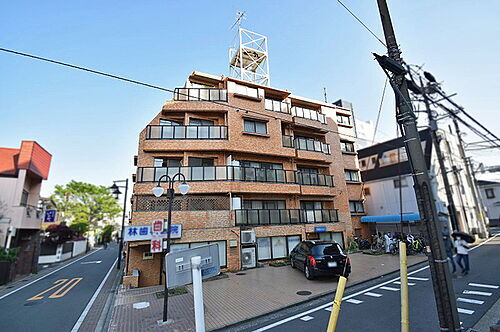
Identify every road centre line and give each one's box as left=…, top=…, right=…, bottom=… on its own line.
left=457, top=298, right=484, bottom=305
left=0, top=248, right=101, bottom=300
left=468, top=283, right=499, bottom=289
left=253, top=234, right=500, bottom=332
left=70, top=258, right=117, bottom=332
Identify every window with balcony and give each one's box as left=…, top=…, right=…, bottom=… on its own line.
left=242, top=200, right=286, bottom=210
left=239, top=161, right=284, bottom=182
left=189, top=118, right=215, bottom=126
left=340, top=141, right=355, bottom=153
left=265, top=99, right=290, bottom=114
left=349, top=201, right=365, bottom=214
left=154, top=158, right=182, bottom=168
left=159, top=119, right=182, bottom=126
left=235, top=84, right=259, bottom=99
left=188, top=157, right=215, bottom=180
left=345, top=170, right=360, bottom=182
left=244, top=119, right=267, bottom=135
left=294, top=136, right=331, bottom=154
left=337, top=114, right=352, bottom=126
left=291, top=106, right=327, bottom=124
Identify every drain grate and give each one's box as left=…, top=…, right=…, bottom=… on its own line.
left=235, top=272, right=246, bottom=276
left=296, top=290, right=312, bottom=296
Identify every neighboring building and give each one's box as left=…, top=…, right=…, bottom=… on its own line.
left=0, top=141, right=52, bottom=276
left=125, top=71, right=364, bottom=287
left=477, top=180, right=500, bottom=227
left=358, top=128, right=488, bottom=236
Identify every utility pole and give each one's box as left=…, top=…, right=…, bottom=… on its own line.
left=375, top=1, right=461, bottom=331
left=420, top=78, right=461, bottom=232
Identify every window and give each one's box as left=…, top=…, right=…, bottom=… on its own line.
left=235, top=84, right=259, bottom=98
left=300, top=201, right=324, bottom=210
left=297, top=167, right=319, bottom=173
left=189, top=118, right=214, bottom=126
left=349, top=201, right=365, bottom=214
left=143, top=252, right=153, bottom=260
left=340, top=141, right=355, bottom=153
left=345, top=170, right=360, bottom=182
left=159, top=119, right=182, bottom=126
left=242, top=200, right=286, bottom=210
left=318, top=232, right=345, bottom=249
left=336, top=114, right=351, bottom=126
left=257, top=237, right=272, bottom=260
left=393, top=177, right=408, bottom=188
left=20, top=190, right=29, bottom=206
left=188, top=157, right=214, bottom=167
left=240, top=161, right=283, bottom=169
left=257, top=235, right=301, bottom=261
left=486, top=188, right=495, bottom=199
left=154, top=158, right=182, bottom=168
left=244, top=119, right=267, bottom=135
left=363, top=187, right=371, bottom=196
left=360, top=160, right=367, bottom=168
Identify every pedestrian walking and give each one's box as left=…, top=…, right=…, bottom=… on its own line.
left=454, top=236, right=470, bottom=276
left=442, top=231, right=456, bottom=274
left=384, top=232, right=392, bottom=253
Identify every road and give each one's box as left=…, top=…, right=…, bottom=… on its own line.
left=235, top=234, right=500, bottom=332
left=0, top=244, right=118, bottom=332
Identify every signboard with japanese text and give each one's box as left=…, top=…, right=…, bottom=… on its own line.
left=44, top=209, right=57, bottom=223
left=150, top=237, right=163, bottom=253
left=152, top=219, right=164, bottom=233
left=123, top=224, right=182, bottom=242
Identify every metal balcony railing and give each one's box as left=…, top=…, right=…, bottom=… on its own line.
left=265, top=99, right=291, bottom=114
left=282, top=135, right=331, bottom=155
left=146, top=125, right=228, bottom=140
left=136, top=166, right=334, bottom=187
left=291, top=106, right=327, bottom=124
left=235, top=209, right=339, bottom=226
left=173, top=88, right=228, bottom=102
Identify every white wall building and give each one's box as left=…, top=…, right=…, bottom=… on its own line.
left=477, top=180, right=500, bottom=227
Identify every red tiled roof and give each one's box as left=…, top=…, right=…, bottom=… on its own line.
left=0, top=141, right=52, bottom=179
left=0, top=148, right=20, bottom=176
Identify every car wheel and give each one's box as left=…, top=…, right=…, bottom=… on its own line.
left=305, top=264, right=314, bottom=280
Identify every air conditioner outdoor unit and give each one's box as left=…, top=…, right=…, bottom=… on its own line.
left=241, top=230, right=256, bottom=244
left=241, top=247, right=256, bottom=269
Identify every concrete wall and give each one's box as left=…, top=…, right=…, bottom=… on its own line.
left=479, top=183, right=500, bottom=226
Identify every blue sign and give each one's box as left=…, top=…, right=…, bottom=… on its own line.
left=314, top=226, right=327, bottom=232
left=44, top=209, right=57, bottom=223
left=123, top=224, right=182, bottom=241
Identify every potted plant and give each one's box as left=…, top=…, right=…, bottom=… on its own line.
left=0, top=247, right=20, bottom=285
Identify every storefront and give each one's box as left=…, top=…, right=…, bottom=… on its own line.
left=360, top=213, right=422, bottom=235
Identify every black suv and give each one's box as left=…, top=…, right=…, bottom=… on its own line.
left=290, top=240, right=351, bottom=279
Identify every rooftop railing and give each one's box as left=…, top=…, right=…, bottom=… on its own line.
left=136, top=166, right=334, bottom=187
left=146, top=125, right=228, bottom=140
left=291, top=106, right=327, bottom=124
left=173, top=88, right=228, bottom=102
left=265, top=99, right=291, bottom=114
left=235, top=208, right=339, bottom=226
left=282, top=135, right=331, bottom=155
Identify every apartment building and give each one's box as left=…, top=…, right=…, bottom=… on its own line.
left=0, top=141, right=52, bottom=276
left=125, top=71, right=364, bottom=287
left=477, top=180, right=500, bottom=227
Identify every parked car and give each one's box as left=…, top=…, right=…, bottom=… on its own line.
left=290, top=240, right=351, bottom=279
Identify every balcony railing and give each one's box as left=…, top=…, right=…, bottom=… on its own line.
left=235, top=209, right=339, bottom=226
left=136, top=166, right=334, bottom=187
left=291, top=106, right=327, bottom=124
left=282, top=135, right=331, bottom=155
left=146, top=125, right=228, bottom=140
left=173, top=88, right=228, bottom=102
left=265, top=99, right=291, bottom=114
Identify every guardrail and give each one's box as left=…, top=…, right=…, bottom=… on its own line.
left=146, top=125, right=228, bottom=140
left=173, top=88, right=228, bottom=102
left=235, top=209, right=339, bottom=226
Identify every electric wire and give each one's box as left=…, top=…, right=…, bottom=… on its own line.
left=372, top=77, right=388, bottom=144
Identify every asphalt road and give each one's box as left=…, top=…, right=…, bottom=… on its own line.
left=0, top=244, right=118, bottom=332
left=236, top=234, right=500, bottom=332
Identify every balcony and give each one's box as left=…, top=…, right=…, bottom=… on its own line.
left=146, top=125, right=228, bottom=140
left=235, top=209, right=339, bottom=226
left=282, top=135, right=331, bottom=155
left=173, top=88, right=228, bottom=102
left=265, top=99, right=291, bottom=114
left=291, top=106, right=327, bottom=124
left=136, top=166, right=334, bottom=187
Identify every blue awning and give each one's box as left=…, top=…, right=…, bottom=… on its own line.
left=361, top=213, right=421, bottom=223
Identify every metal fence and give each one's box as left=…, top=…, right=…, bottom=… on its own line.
left=136, top=166, right=334, bottom=187
left=146, top=125, right=228, bottom=140
left=134, top=195, right=230, bottom=211
left=173, top=88, right=228, bottom=102
left=235, top=209, right=339, bottom=226
left=282, top=135, right=331, bottom=155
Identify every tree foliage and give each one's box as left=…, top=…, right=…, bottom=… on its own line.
left=69, top=221, right=90, bottom=237
left=101, top=224, right=115, bottom=243
left=51, top=181, right=121, bottom=229
left=44, top=224, right=74, bottom=245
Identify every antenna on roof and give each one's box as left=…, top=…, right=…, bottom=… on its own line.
left=230, top=11, right=246, bottom=30
left=323, top=87, right=328, bottom=103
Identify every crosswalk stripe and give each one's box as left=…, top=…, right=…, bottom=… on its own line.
left=408, top=277, right=429, bottom=281
left=364, top=292, right=382, bottom=298
left=468, top=283, right=499, bottom=289
left=346, top=299, right=363, bottom=304
left=300, top=315, right=314, bottom=321
left=457, top=308, right=474, bottom=315
left=457, top=297, right=484, bottom=305
left=393, top=281, right=416, bottom=286
left=324, top=307, right=332, bottom=312
left=463, top=290, right=492, bottom=297
left=380, top=286, right=399, bottom=292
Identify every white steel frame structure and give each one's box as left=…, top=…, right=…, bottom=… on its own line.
left=229, top=28, right=270, bottom=86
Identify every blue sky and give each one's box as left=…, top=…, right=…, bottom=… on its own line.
left=1, top=1, right=499, bottom=195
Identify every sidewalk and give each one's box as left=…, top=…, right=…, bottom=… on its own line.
left=108, top=252, right=427, bottom=331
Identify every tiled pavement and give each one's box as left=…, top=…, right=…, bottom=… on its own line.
left=108, top=252, right=427, bottom=331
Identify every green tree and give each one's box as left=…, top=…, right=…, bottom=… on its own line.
left=51, top=181, right=121, bottom=231
left=69, top=221, right=90, bottom=237
left=101, top=224, right=115, bottom=243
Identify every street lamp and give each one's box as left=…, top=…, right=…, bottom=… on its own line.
left=109, top=179, right=129, bottom=270
left=153, top=172, right=190, bottom=323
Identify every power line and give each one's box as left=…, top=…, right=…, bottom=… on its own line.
left=372, top=77, right=388, bottom=143
left=336, top=0, right=387, bottom=47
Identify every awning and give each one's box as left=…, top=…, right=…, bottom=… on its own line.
left=361, top=213, right=421, bottom=223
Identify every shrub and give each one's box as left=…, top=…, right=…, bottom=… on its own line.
left=0, top=247, right=20, bottom=262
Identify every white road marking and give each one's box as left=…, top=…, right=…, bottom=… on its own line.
left=81, top=260, right=102, bottom=265
left=457, top=308, right=474, bottom=315
left=457, top=298, right=484, bottom=305
left=393, top=281, right=415, bottom=286
left=346, top=299, right=363, bottom=304
left=463, top=290, right=492, bottom=297
left=468, top=283, right=499, bottom=289
left=300, top=316, right=314, bottom=321
left=0, top=249, right=102, bottom=300
left=364, top=292, right=382, bottom=298
left=70, top=258, right=117, bottom=332
left=133, top=302, right=150, bottom=309
left=252, top=235, right=500, bottom=332
left=324, top=307, right=332, bottom=312
left=408, top=277, right=429, bottom=281
left=380, top=286, right=399, bottom=292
